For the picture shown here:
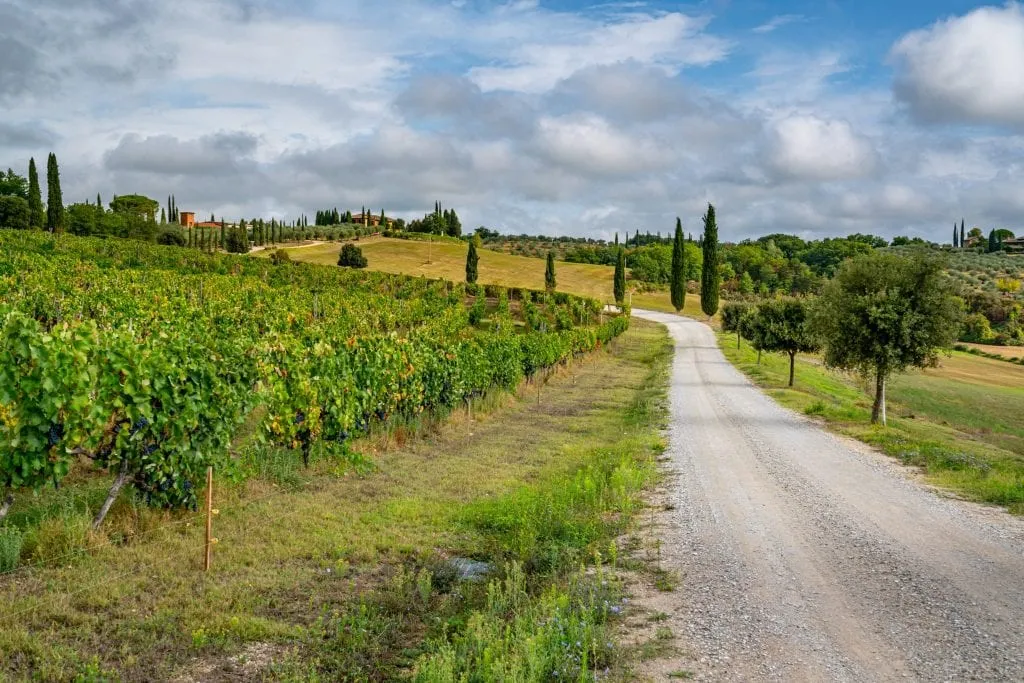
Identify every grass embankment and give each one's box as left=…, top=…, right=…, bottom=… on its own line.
left=0, top=321, right=672, bottom=681
left=266, top=238, right=701, bottom=315
left=719, top=332, right=1024, bottom=513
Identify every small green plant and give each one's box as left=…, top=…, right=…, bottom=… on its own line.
left=416, top=567, right=433, bottom=606
left=0, top=527, right=22, bottom=572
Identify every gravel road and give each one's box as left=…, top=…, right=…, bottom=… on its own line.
left=632, top=310, right=1024, bottom=682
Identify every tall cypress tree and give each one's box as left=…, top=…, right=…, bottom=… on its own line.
left=160, top=207, right=166, bottom=224
left=988, top=229, right=998, bottom=253
left=671, top=217, right=686, bottom=312
left=27, top=157, right=43, bottom=229
left=545, top=251, right=556, bottom=292
left=953, top=223, right=958, bottom=248
left=613, top=248, right=626, bottom=305
left=466, top=236, right=480, bottom=284
left=960, top=219, right=965, bottom=248
left=700, top=203, right=720, bottom=317
left=45, top=153, right=64, bottom=232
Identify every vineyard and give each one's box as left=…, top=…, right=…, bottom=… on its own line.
left=0, top=230, right=627, bottom=535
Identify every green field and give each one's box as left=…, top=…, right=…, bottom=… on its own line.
left=264, top=237, right=706, bottom=315
left=719, top=332, right=1024, bottom=512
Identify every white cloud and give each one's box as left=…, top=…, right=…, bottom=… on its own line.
left=534, top=114, right=673, bottom=176
left=890, top=3, right=1024, bottom=127
left=469, top=13, right=729, bottom=93
left=766, top=115, right=878, bottom=181
left=752, top=14, right=804, bottom=34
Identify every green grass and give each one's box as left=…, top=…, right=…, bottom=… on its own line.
left=264, top=237, right=618, bottom=302
left=264, top=237, right=717, bottom=317
left=0, top=320, right=673, bottom=681
left=719, top=332, right=1024, bottom=513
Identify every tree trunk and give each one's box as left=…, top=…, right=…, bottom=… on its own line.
left=871, top=370, right=887, bottom=426
left=788, top=352, right=796, bottom=387
left=737, top=331, right=741, bottom=349
left=0, top=491, right=13, bottom=522
left=92, top=466, right=129, bottom=530
left=757, top=348, right=762, bottom=365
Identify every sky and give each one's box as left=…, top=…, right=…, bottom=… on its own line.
left=1, top=0, right=1023, bottom=242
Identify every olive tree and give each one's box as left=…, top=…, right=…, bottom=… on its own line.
left=756, top=298, right=819, bottom=387
left=810, top=252, right=962, bottom=425
left=720, top=302, right=751, bottom=348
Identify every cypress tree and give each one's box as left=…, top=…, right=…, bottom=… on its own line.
left=988, top=229, right=999, bottom=253
left=700, top=203, right=720, bottom=317
left=545, top=251, right=556, bottom=292
left=960, top=219, right=965, bottom=248
left=96, top=193, right=102, bottom=211
left=614, top=233, right=618, bottom=246
left=160, top=207, right=166, bottom=224
left=671, top=217, right=686, bottom=312
left=45, top=153, right=64, bottom=232
left=27, top=157, right=43, bottom=229
left=466, top=236, right=479, bottom=283
left=953, top=223, right=958, bottom=248
left=613, top=247, right=626, bottom=305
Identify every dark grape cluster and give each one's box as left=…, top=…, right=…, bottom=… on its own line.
left=129, top=417, right=150, bottom=437
left=47, top=422, right=65, bottom=447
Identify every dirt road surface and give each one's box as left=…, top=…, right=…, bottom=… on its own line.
left=632, top=310, right=1024, bottom=682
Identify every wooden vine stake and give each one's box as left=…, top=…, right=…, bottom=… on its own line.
left=204, top=466, right=213, bottom=572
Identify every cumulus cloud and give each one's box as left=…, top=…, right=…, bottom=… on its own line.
left=765, top=115, right=878, bottom=182
left=533, top=113, right=673, bottom=176
left=469, top=12, right=729, bottom=93
left=105, top=133, right=259, bottom=176
left=0, top=122, right=56, bottom=148
left=891, top=3, right=1024, bottom=127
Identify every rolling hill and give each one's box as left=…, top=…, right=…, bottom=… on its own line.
left=264, top=236, right=707, bottom=316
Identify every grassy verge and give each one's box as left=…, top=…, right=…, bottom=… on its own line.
left=718, top=332, right=1024, bottom=514
left=0, top=321, right=672, bottom=681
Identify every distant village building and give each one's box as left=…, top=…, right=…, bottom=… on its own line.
left=195, top=221, right=224, bottom=229
left=351, top=212, right=394, bottom=229
left=1003, top=236, right=1024, bottom=254
left=180, top=211, right=195, bottom=229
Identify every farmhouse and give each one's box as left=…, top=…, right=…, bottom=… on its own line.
left=179, top=211, right=195, bottom=228
left=195, top=221, right=224, bottom=229
left=351, top=212, right=394, bottom=228
left=1003, top=236, right=1024, bottom=254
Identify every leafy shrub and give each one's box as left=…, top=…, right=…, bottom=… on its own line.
left=337, top=244, right=368, bottom=268
left=468, top=295, right=486, bottom=326
left=269, top=249, right=292, bottom=265
left=156, top=230, right=186, bottom=246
